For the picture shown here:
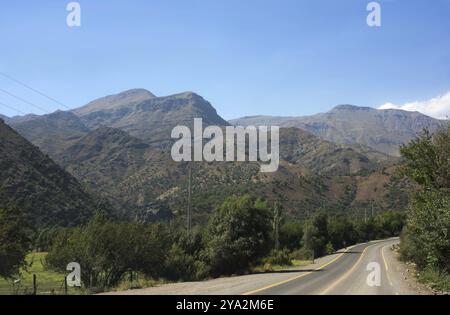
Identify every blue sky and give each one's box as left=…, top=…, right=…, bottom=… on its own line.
left=0, top=0, right=449, bottom=119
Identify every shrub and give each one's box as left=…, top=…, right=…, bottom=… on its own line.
left=163, top=244, right=204, bottom=281
left=204, top=195, right=272, bottom=276
left=325, top=242, right=335, bottom=255
left=46, top=212, right=169, bottom=289
left=0, top=207, right=31, bottom=279
left=263, top=249, right=292, bottom=266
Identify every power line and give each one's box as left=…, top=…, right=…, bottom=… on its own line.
left=0, top=101, right=26, bottom=116
left=0, top=72, right=71, bottom=110
left=0, top=88, right=50, bottom=114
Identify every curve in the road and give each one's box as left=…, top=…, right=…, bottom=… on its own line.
left=244, top=239, right=399, bottom=295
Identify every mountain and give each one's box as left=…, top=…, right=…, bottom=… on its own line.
left=73, top=89, right=229, bottom=144
left=230, top=105, right=445, bottom=156
left=73, top=89, right=156, bottom=116
left=8, top=110, right=90, bottom=160
left=58, top=125, right=399, bottom=222
left=0, top=120, right=99, bottom=227
left=3, top=90, right=408, bottom=223
left=0, top=114, right=8, bottom=121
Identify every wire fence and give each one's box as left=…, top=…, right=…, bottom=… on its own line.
left=0, top=274, right=77, bottom=295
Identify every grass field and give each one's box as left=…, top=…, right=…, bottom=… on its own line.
left=0, top=252, right=82, bottom=295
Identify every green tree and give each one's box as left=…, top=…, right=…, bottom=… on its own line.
left=279, top=221, right=304, bottom=251
left=399, top=127, right=450, bottom=190
left=204, top=195, right=272, bottom=276
left=328, top=217, right=358, bottom=250
left=46, top=212, right=169, bottom=289
left=0, top=207, right=31, bottom=279
left=401, top=191, right=450, bottom=271
left=305, top=212, right=329, bottom=257
left=399, top=125, right=450, bottom=274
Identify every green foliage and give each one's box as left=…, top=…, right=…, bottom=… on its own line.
left=399, top=126, right=450, bottom=190
left=262, top=249, right=292, bottom=266
left=328, top=216, right=358, bottom=250
left=163, top=244, right=207, bottom=281
left=325, top=242, right=335, bottom=255
left=0, top=208, right=32, bottom=279
left=46, top=212, right=169, bottom=290
left=303, top=212, right=329, bottom=257
left=401, top=191, right=450, bottom=271
left=34, top=227, right=61, bottom=252
left=417, top=267, right=450, bottom=292
left=204, top=195, right=272, bottom=276
left=279, top=221, right=303, bottom=251
left=399, top=125, right=450, bottom=290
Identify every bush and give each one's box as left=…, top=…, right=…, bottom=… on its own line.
left=204, top=195, right=272, bottom=276
left=401, top=191, right=450, bottom=271
left=0, top=207, right=31, bottom=279
left=289, top=247, right=314, bottom=261
left=417, top=267, right=450, bottom=292
left=46, top=212, right=169, bottom=289
left=279, top=221, right=303, bottom=251
left=263, top=249, right=292, bottom=266
left=325, top=242, right=335, bottom=255
left=163, top=244, right=208, bottom=281
left=399, top=125, right=450, bottom=289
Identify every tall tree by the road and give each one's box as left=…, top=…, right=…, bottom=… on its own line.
left=302, top=212, right=329, bottom=258
left=204, top=195, right=272, bottom=276
left=0, top=207, right=31, bottom=279
left=400, top=125, right=450, bottom=274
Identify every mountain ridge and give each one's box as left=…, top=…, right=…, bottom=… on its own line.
left=0, top=119, right=100, bottom=227
left=230, top=105, right=445, bottom=156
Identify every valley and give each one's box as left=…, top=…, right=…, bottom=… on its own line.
left=2, top=89, right=428, bottom=225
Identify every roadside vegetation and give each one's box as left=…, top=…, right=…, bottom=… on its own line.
left=399, top=125, right=450, bottom=293
left=1, top=193, right=404, bottom=293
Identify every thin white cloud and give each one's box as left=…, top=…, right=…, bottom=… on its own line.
left=378, top=91, right=450, bottom=120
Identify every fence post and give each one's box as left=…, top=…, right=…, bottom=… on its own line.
left=32, top=274, right=37, bottom=295
left=64, top=276, right=68, bottom=295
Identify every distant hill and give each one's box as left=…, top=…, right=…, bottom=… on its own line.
left=230, top=105, right=445, bottom=156
left=0, top=120, right=99, bottom=228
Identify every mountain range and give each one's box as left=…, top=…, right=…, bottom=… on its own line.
left=3, top=88, right=439, bottom=225
left=230, top=105, right=445, bottom=156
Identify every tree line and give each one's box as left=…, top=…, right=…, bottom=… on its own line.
left=1, top=193, right=405, bottom=291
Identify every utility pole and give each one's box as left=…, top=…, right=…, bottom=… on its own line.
left=273, top=202, right=280, bottom=252
left=187, top=163, right=192, bottom=236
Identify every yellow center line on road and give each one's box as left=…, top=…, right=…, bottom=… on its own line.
left=318, top=242, right=379, bottom=295
left=381, top=244, right=394, bottom=287
left=242, top=245, right=358, bottom=296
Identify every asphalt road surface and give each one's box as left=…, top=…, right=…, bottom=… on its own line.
left=105, top=238, right=426, bottom=295
left=245, top=238, right=417, bottom=295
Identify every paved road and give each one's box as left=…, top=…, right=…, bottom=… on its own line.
left=105, top=238, right=427, bottom=295
left=246, top=238, right=417, bottom=295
